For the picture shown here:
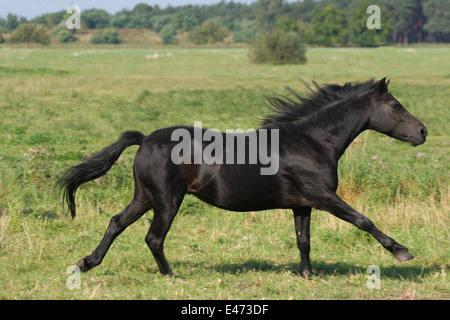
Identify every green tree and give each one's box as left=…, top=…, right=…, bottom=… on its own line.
left=123, top=4, right=153, bottom=29
left=150, top=15, right=172, bottom=32
left=275, top=17, right=297, bottom=33
left=6, top=13, right=19, bottom=31
left=127, top=13, right=153, bottom=29
left=131, top=3, right=153, bottom=14
left=423, top=0, right=450, bottom=42
left=189, top=20, right=229, bottom=44
left=181, top=15, right=197, bottom=32
left=349, top=1, right=393, bottom=47
left=310, top=4, right=347, bottom=46
left=385, top=0, right=426, bottom=43
left=232, top=20, right=258, bottom=43
left=287, top=0, right=316, bottom=23
left=82, top=9, right=111, bottom=28
left=30, top=10, right=66, bottom=27
left=110, top=13, right=129, bottom=28
left=160, top=23, right=178, bottom=44
left=254, top=0, right=286, bottom=33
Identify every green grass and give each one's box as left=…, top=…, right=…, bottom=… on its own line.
left=0, top=45, right=448, bottom=299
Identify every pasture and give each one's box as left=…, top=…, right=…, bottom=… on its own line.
left=0, top=45, right=448, bottom=299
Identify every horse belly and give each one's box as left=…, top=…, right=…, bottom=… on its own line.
left=187, top=165, right=307, bottom=211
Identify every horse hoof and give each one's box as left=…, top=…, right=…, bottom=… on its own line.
left=394, top=249, right=414, bottom=262
left=76, top=258, right=88, bottom=272
left=300, top=269, right=314, bottom=277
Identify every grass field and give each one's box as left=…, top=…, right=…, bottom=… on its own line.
left=0, top=45, right=448, bottom=299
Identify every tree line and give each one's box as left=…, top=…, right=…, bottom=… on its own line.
left=0, top=0, right=449, bottom=46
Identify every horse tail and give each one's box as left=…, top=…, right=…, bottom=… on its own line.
left=58, top=131, right=145, bottom=218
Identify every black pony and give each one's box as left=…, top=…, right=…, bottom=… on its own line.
left=59, top=78, right=427, bottom=276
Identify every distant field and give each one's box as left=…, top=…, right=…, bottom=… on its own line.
left=0, top=45, right=448, bottom=299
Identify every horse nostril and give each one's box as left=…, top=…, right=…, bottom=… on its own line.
left=420, top=127, right=428, bottom=138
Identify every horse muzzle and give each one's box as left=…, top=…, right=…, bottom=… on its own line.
left=408, top=125, right=428, bottom=146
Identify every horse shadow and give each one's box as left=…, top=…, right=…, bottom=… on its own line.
left=208, top=259, right=442, bottom=282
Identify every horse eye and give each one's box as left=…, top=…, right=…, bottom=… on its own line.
left=391, top=103, right=401, bottom=110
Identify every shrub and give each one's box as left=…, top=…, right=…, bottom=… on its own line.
left=57, top=30, right=76, bottom=43
left=9, top=24, right=50, bottom=45
left=249, top=32, right=307, bottom=65
left=0, top=33, right=5, bottom=44
left=90, top=29, right=120, bottom=44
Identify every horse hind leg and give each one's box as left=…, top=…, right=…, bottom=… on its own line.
left=145, top=199, right=184, bottom=276
left=77, top=199, right=151, bottom=272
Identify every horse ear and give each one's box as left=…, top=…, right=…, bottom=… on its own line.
left=376, top=77, right=388, bottom=94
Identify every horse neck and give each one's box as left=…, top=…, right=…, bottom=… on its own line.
left=302, top=96, right=371, bottom=161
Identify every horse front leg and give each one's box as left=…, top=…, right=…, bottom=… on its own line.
left=293, top=207, right=313, bottom=276
left=314, top=192, right=414, bottom=262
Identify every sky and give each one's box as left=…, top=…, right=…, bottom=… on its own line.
left=0, top=0, right=256, bottom=19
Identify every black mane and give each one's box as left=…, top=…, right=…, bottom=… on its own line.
left=262, top=79, right=380, bottom=126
